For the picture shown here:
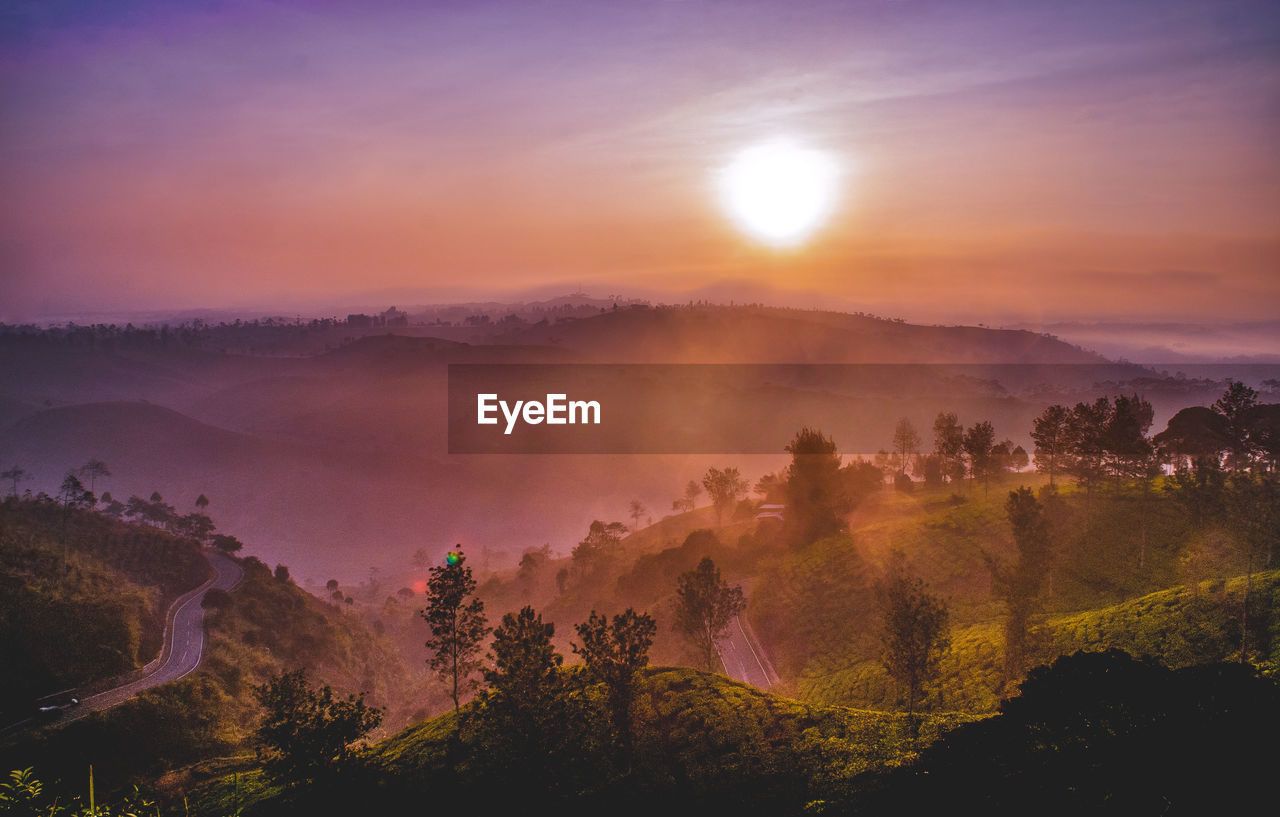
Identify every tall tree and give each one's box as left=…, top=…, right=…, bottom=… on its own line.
left=702, top=467, right=749, bottom=525
left=783, top=427, right=846, bottom=544
left=195, top=493, right=210, bottom=511
left=477, top=606, right=579, bottom=794
left=58, top=472, right=93, bottom=509
left=990, top=488, right=1052, bottom=682
left=962, top=421, right=996, bottom=496
left=421, top=548, right=490, bottom=718
left=573, top=608, right=656, bottom=767
left=1225, top=472, right=1280, bottom=662
left=1213, top=381, right=1260, bottom=471
left=876, top=556, right=950, bottom=718
left=892, top=417, right=921, bottom=475
left=628, top=499, right=647, bottom=531
left=674, top=557, right=746, bottom=673
left=78, top=459, right=110, bottom=494
left=933, top=412, right=965, bottom=483
left=0, top=466, right=24, bottom=497
left=1066, top=398, right=1111, bottom=504
left=1103, top=393, right=1155, bottom=481
left=1031, top=404, right=1072, bottom=486
left=253, top=669, right=383, bottom=788
left=685, top=479, right=702, bottom=509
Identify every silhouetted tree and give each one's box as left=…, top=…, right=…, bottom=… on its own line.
left=674, top=557, right=746, bottom=673
left=473, top=606, right=584, bottom=796
left=572, top=520, right=628, bottom=568
left=962, top=421, right=996, bottom=496
left=702, top=467, right=749, bottom=525
left=1066, top=398, right=1110, bottom=504
left=253, top=668, right=382, bottom=788
left=877, top=555, right=950, bottom=718
left=783, top=427, right=846, bottom=544
left=1225, top=472, right=1280, bottom=661
left=628, top=499, right=647, bottom=531
left=573, top=608, right=656, bottom=767
left=421, top=548, right=490, bottom=717
left=1214, top=381, right=1260, bottom=471
left=0, top=466, right=24, bottom=497
left=58, top=472, right=93, bottom=509
left=892, top=417, right=920, bottom=475
left=990, top=488, right=1052, bottom=683
left=78, top=459, right=110, bottom=494
left=195, top=493, right=210, bottom=511
left=933, top=412, right=965, bottom=483
left=210, top=533, right=244, bottom=554
left=1031, top=404, right=1072, bottom=486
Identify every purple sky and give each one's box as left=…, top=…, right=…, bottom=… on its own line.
left=2, top=0, right=1278, bottom=322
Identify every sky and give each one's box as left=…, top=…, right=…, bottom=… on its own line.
left=1, top=0, right=1278, bottom=323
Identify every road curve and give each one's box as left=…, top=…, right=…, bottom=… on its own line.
left=2, top=549, right=243, bottom=737
left=715, top=615, right=781, bottom=689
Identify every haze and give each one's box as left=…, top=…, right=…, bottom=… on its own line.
left=3, top=0, right=1278, bottom=323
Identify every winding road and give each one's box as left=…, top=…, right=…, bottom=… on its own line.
left=1, top=549, right=243, bottom=738
left=715, top=615, right=781, bottom=689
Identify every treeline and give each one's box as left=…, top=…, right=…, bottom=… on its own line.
left=3, top=459, right=244, bottom=555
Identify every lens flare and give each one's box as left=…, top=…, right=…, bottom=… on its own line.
left=445, top=551, right=462, bottom=566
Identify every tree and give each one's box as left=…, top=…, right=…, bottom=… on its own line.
left=195, top=493, right=210, bottom=511
left=783, top=427, right=846, bottom=544
left=673, top=557, right=746, bottom=673
left=1103, top=393, right=1154, bottom=481
left=253, top=669, right=382, bottom=787
left=962, top=421, right=996, bottom=495
left=673, top=479, right=702, bottom=513
left=1214, top=381, right=1260, bottom=471
left=78, top=459, right=110, bottom=494
left=628, top=499, right=646, bottom=531
left=1225, top=472, right=1280, bottom=661
left=702, top=467, right=748, bottom=525
left=573, top=608, right=656, bottom=766
left=58, top=472, right=93, bottom=509
left=877, top=556, right=950, bottom=718
left=1066, top=398, right=1111, bottom=502
left=892, top=418, right=921, bottom=475
left=1009, top=444, right=1029, bottom=471
left=421, top=548, right=490, bottom=717
left=1031, top=404, right=1072, bottom=486
left=1, top=466, right=25, bottom=497
left=933, top=412, right=965, bottom=483
left=572, top=520, right=628, bottom=568
left=990, top=488, right=1052, bottom=682
left=210, top=533, right=244, bottom=554
left=475, top=606, right=579, bottom=793
left=326, top=578, right=340, bottom=593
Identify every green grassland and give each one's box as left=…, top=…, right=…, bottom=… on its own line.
left=801, top=570, right=1279, bottom=713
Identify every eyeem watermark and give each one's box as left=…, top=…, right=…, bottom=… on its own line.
left=477, top=393, right=601, bottom=435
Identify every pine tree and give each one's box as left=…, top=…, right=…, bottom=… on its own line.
left=421, top=547, right=489, bottom=718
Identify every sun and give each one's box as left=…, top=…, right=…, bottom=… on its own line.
left=718, top=139, right=841, bottom=247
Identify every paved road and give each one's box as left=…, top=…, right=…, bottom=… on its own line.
left=715, top=615, right=781, bottom=689
left=1, top=549, right=243, bottom=738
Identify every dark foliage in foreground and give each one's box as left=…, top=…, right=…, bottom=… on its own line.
left=845, top=649, right=1280, bottom=816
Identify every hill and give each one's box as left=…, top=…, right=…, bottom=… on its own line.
left=0, top=498, right=210, bottom=718
left=192, top=666, right=977, bottom=816
left=0, top=502, right=436, bottom=801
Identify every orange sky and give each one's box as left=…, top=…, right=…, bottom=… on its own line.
left=2, top=0, right=1277, bottom=322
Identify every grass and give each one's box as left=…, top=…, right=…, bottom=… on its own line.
left=800, top=569, right=1280, bottom=713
